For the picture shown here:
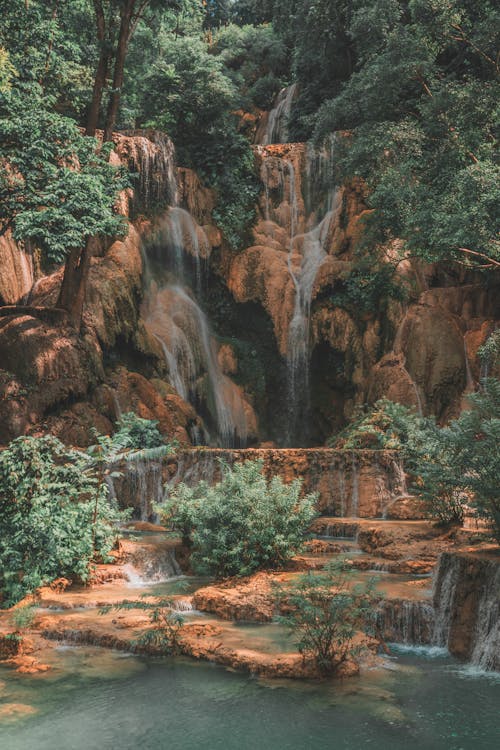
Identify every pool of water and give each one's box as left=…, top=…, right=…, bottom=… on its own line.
left=0, top=645, right=498, bottom=750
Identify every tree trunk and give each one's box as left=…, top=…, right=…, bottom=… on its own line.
left=57, top=237, right=96, bottom=329
left=86, top=48, right=111, bottom=136
left=86, top=1, right=110, bottom=136
left=103, top=1, right=134, bottom=142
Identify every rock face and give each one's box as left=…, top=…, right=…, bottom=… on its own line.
left=167, top=447, right=412, bottom=518
left=1, top=128, right=499, bottom=449
left=433, top=552, right=500, bottom=671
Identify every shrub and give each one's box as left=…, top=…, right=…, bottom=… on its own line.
left=0, top=436, right=121, bottom=606
left=331, top=398, right=422, bottom=450
left=112, top=412, right=165, bottom=450
left=161, top=459, right=318, bottom=577
left=274, top=558, right=379, bottom=676
left=100, top=598, right=184, bottom=655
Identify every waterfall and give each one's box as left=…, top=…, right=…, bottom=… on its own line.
left=257, top=141, right=340, bottom=443
left=106, top=456, right=165, bottom=522
left=135, top=133, right=250, bottom=448
left=144, top=284, right=248, bottom=447
left=432, top=552, right=500, bottom=671
left=260, top=84, right=298, bottom=145
left=350, top=453, right=359, bottom=517
left=377, top=599, right=436, bottom=645
left=147, top=207, right=210, bottom=295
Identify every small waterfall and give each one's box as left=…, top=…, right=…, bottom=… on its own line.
left=432, top=553, right=461, bottom=647
left=260, top=84, right=298, bottom=145
left=125, top=542, right=182, bottom=586
left=107, top=456, right=165, bottom=522
left=338, top=455, right=347, bottom=517
left=350, top=453, right=359, bottom=517
left=119, top=130, right=177, bottom=214
left=469, top=563, right=500, bottom=671
left=432, top=553, right=500, bottom=671
left=377, top=599, right=436, bottom=645
left=144, top=285, right=248, bottom=447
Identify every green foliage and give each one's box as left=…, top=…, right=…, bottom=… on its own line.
left=0, top=86, right=127, bottom=263
left=274, top=558, right=379, bottom=676
left=112, top=412, right=166, bottom=450
left=478, top=330, right=500, bottom=375
left=10, top=604, right=38, bottom=632
left=100, top=597, right=185, bottom=654
left=212, top=23, right=288, bottom=109
left=330, top=263, right=407, bottom=316
left=139, top=34, right=259, bottom=249
left=0, top=46, right=16, bottom=92
left=331, top=398, right=422, bottom=450
left=312, top=0, right=500, bottom=268
left=336, top=385, right=500, bottom=535
left=161, top=459, right=318, bottom=577
left=0, top=436, right=121, bottom=607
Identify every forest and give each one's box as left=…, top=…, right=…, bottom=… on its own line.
left=0, top=2, right=499, bottom=747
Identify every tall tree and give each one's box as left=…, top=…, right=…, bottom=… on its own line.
left=0, top=88, right=128, bottom=327
left=85, top=0, right=182, bottom=140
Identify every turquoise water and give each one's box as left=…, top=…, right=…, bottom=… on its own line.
left=1, top=645, right=499, bottom=750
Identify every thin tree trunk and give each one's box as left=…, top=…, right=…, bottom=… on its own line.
left=57, top=236, right=96, bottom=329
left=86, top=0, right=109, bottom=136
left=103, top=1, right=134, bottom=142
left=86, top=48, right=111, bottom=136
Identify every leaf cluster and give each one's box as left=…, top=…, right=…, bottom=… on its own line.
left=274, top=558, right=380, bottom=676
left=161, top=459, right=318, bottom=577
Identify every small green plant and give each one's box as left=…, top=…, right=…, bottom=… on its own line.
left=274, top=559, right=380, bottom=676
left=161, top=460, right=318, bottom=578
left=330, top=398, right=422, bottom=450
left=112, top=412, right=166, bottom=451
left=11, top=604, right=38, bottom=632
left=100, top=597, right=185, bottom=654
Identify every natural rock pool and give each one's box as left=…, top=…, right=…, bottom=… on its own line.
left=1, top=645, right=498, bottom=750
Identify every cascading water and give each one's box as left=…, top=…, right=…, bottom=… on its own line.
left=129, top=132, right=249, bottom=448
left=257, top=140, right=340, bottom=444
left=143, top=284, right=248, bottom=447
left=259, top=84, right=298, bottom=145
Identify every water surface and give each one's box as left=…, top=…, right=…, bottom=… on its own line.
left=0, top=645, right=498, bottom=750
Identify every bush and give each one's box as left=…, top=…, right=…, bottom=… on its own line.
left=274, top=558, right=379, bottom=676
left=112, top=412, right=165, bottom=450
left=161, top=459, right=318, bottom=577
left=0, top=436, right=121, bottom=606
left=331, top=398, right=422, bottom=450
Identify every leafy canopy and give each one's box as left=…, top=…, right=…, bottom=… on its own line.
left=0, top=86, right=127, bottom=263
left=161, top=459, right=318, bottom=577
left=0, top=436, right=121, bottom=607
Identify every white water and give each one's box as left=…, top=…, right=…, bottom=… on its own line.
left=144, top=284, right=248, bottom=447
left=257, top=141, right=340, bottom=443
left=260, top=84, right=298, bottom=145
left=136, top=134, right=249, bottom=448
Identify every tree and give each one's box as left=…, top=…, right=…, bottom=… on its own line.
left=313, top=0, right=500, bottom=269
left=86, top=0, right=182, bottom=139
left=161, top=459, right=318, bottom=577
left=274, top=558, right=379, bottom=676
left=0, top=87, right=128, bottom=327
left=0, top=436, right=121, bottom=606
left=140, top=33, right=259, bottom=247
